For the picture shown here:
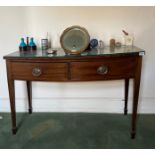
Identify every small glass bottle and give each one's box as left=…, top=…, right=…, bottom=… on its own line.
left=19, top=38, right=27, bottom=51
left=29, top=37, right=37, bottom=51
left=98, top=40, right=104, bottom=49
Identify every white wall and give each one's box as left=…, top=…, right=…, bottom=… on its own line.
left=0, top=6, right=155, bottom=113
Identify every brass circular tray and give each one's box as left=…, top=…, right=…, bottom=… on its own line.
left=60, top=25, right=90, bottom=55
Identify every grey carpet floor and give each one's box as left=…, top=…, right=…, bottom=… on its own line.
left=0, top=113, right=155, bottom=149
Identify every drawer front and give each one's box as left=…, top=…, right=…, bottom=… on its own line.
left=70, top=57, right=136, bottom=81
left=11, top=62, right=68, bottom=81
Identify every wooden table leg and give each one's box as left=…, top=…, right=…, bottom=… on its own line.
left=7, top=61, right=17, bottom=134
left=8, top=79, right=17, bottom=134
left=26, top=81, right=32, bottom=114
left=131, top=57, right=142, bottom=139
left=6, top=61, right=17, bottom=134
left=124, top=78, right=129, bottom=115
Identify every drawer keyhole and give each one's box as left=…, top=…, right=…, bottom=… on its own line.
left=32, top=67, right=42, bottom=77
left=97, top=65, right=108, bottom=75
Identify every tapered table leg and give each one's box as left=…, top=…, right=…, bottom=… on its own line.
left=7, top=61, right=17, bottom=134
left=131, top=57, right=142, bottom=139
left=124, top=78, right=129, bottom=115
left=26, top=81, right=32, bottom=114
left=8, top=79, right=17, bottom=134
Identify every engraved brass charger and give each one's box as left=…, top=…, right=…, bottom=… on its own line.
left=60, top=25, right=90, bottom=55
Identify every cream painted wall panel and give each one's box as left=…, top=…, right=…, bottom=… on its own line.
left=26, top=6, right=155, bottom=98
left=0, top=7, right=28, bottom=99
left=0, top=6, right=155, bottom=113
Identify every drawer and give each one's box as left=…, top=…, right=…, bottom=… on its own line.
left=70, top=57, right=136, bottom=81
left=11, top=62, right=68, bottom=81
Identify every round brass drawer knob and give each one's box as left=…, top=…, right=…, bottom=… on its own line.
left=32, top=67, right=42, bottom=77
left=97, top=65, right=108, bottom=75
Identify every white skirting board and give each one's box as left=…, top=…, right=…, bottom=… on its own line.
left=0, top=97, right=155, bottom=113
